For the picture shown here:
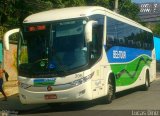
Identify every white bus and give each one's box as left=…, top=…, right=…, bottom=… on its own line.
left=3, top=6, right=156, bottom=104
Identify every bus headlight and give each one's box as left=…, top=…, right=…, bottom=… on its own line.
left=70, top=72, right=94, bottom=87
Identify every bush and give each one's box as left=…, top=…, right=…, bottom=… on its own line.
left=0, top=26, right=8, bottom=40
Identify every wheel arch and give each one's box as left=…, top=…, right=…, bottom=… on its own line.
left=107, top=72, right=116, bottom=93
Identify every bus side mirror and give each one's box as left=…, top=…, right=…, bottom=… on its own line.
left=85, top=21, right=98, bottom=42
left=3, top=28, right=20, bottom=50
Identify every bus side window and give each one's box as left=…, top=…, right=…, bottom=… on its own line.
left=114, top=38, right=119, bottom=45
left=118, top=38, right=125, bottom=46
left=136, top=41, right=141, bottom=48
left=106, top=35, right=114, bottom=48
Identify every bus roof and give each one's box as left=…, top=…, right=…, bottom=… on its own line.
left=23, top=6, right=104, bottom=23
left=23, top=6, right=152, bottom=33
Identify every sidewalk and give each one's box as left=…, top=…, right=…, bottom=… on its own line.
left=0, top=80, right=46, bottom=115
left=1, top=80, right=18, bottom=97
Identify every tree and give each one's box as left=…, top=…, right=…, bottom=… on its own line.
left=118, top=0, right=140, bottom=21
left=105, top=0, right=140, bottom=21
left=0, top=0, right=140, bottom=26
left=0, top=0, right=53, bottom=39
left=50, top=0, right=86, bottom=8
left=85, top=0, right=140, bottom=21
left=153, top=23, right=160, bottom=36
left=86, top=0, right=110, bottom=8
left=147, top=23, right=160, bottom=36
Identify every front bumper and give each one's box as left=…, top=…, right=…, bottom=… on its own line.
left=19, top=80, right=92, bottom=104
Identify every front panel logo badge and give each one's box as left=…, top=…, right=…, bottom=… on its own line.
left=47, top=86, right=53, bottom=91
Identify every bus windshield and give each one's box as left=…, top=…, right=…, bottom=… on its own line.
left=19, top=19, right=88, bottom=77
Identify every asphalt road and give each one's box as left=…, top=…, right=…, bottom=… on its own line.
left=18, top=77, right=160, bottom=116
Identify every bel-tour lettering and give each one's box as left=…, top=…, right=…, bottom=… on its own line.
left=113, top=50, right=126, bottom=59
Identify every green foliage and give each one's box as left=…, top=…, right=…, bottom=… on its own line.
left=50, top=0, right=86, bottom=8
left=144, top=23, right=160, bottom=36
left=0, top=0, right=141, bottom=25
left=118, top=0, right=140, bottom=21
left=25, top=0, right=53, bottom=14
left=149, top=23, right=160, bottom=36
left=0, top=26, right=7, bottom=39
left=86, top=0, right=110, bottom=8
left=0, top=0, right=53, bottom=26
left=20, top=47, right=28, bottom=64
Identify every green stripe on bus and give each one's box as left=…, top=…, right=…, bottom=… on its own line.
left=111, top=55, right=152, bottom=86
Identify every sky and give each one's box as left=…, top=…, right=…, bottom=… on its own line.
left=132, top=0, right=160, bottom=3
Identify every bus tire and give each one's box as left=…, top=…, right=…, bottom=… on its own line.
left=142, top=70, right=150, bottom=91
left=105, top=75, right=115, bottom=104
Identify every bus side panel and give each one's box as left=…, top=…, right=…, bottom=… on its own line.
left=106, top=46, right=152, bottom=86
left=150, top=49, right=156, bottom=82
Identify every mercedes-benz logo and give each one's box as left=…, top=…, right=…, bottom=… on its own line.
left=47, top=86, right=53, bottom=91
left=40, top=61, right=45, bottom=67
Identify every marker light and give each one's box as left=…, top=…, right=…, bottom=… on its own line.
left=28, top=25, right=46, bottom=32
left=29, top=26, right=36, bottom=32
left=37, top=25, right=46, bottom=30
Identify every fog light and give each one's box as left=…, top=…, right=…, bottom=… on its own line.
left=21, top=94, right=26, bottom=99
left=79, top=89, right=85, bottom=96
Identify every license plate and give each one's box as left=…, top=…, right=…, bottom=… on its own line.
left=44, top=94, right=57, bottom=100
